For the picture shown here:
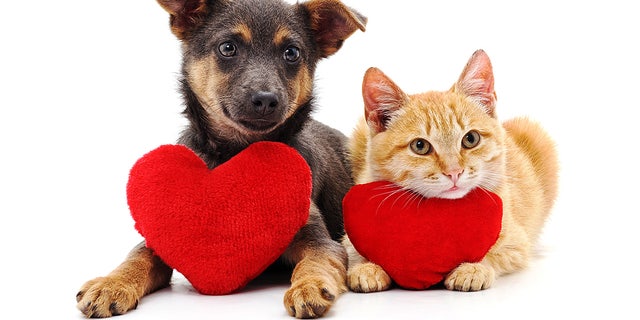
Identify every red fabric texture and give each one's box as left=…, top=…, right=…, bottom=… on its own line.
left=127, top=142, right=311, bottom=295
left=343, top=181, right=502, bottom=290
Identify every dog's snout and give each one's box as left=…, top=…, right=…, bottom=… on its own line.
left=251, top=91, right=279, bottom=115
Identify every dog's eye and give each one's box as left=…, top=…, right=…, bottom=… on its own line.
left=219, top=42, right=237, bottom=57
left=284, top=46, right=300, bottom=62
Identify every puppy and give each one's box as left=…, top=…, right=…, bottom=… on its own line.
left=75, top=0, right=366, bottom=318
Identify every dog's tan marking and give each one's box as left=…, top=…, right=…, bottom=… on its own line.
left=76, top=243, right=172, bottom=318
left=282, top=205, right=348, bottom=319
left=233, top=23, right=253, bottom=43
left=274, top=26, right=292, bottom=47
left=284, top=251, right=347, bottom=318
left=288, top=67, right=313, bottom=117
left=186, top=57, right=224, bottom=104
left=185, top=57, right=250, bottom=141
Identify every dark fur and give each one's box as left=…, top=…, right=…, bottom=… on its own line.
left=76, top=0, right=365, bottom=318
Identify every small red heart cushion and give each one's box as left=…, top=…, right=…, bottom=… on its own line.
left=343, top=181, right=502, bottom=290
left=126, top=142, right=311, bottom=295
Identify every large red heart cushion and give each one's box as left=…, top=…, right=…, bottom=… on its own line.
left=343, top=181, right=502, bottom=290
left=126, top=142, right=311, bottom=295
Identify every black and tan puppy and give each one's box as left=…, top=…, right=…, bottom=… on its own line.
left=75, top=0, right=365, bottom=318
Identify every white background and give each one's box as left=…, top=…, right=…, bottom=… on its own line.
left=1, top=0, right=639, bottom=319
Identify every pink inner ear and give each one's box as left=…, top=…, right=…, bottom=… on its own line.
left=456, top=50, right=497, bottom=115
left=362, top=68, right=405, bottom=133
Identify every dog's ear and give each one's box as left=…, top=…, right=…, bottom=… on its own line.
left=300, top=0, right=367, bottom=58
left=157, top=0, right=208, bottom=40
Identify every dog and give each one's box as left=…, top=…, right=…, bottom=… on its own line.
left=75, top=0, right=366, bottom=318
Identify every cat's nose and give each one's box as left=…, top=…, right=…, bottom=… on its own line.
left=444, top=168, right=464, bottom=184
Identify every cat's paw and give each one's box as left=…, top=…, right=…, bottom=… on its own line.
left=76, top=277, right=140, bottom=318
left=347, top=262, right=392, bottom=293
left=444, top=262, right=495, bottom=292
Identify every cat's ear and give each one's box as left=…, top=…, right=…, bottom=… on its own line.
left=453, top=49, right=497, bottom=117
left=362, top=67, right=407, bottom=133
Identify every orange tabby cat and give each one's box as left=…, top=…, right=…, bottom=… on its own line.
left=343, top=49, right=558, bottom=293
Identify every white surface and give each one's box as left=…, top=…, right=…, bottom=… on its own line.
left=1, top=0, right=638, bottom=319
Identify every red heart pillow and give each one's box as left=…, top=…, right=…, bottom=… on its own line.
left=126, top=142, right=311, bottom=295
left=343, top=181, right=502, bottom=290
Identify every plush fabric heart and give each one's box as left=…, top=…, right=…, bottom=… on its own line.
left=343, top=181, right=502, bottom=290
left=126, top=142, right=311, bottom=295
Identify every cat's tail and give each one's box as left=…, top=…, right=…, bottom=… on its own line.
left=503, top=117, right=559, bottom=214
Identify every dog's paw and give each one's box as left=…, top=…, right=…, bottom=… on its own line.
left=444, top=262, right=496, bottom=292
left=284, top=277, right=341, bottom=319
left=76, top=277, right=140, bottom=318
left=347, top=262, right=391, bottom=293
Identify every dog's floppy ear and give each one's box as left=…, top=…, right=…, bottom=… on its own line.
left=157, top=0, right=208, bottom=40
left=300, top=0, right=367, bottom=58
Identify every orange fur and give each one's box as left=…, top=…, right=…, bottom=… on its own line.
left=344, top=50, right=559, bottom=292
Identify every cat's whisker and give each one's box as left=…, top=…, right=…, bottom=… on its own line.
left=367, top=183, right=400, bottom=196
left=362, top=185, right=406, bottom=215
left=476, top=187, right=502, bottom=208
left=404, top=191, right=425, bottom=210
left=385, top=188, right=412, bottom=209
left=371, top=187, right=415, bottom=214
left=478, top=170, right=503, bottom=193
left=393, top=188, right=418, bottom=210
left=415, top=194, right=432, bottom=212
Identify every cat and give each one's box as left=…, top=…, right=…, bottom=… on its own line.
left=342, top=49, right=559, bottom=293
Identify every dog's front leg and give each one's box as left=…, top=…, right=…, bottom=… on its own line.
left=76, top=241, right=173, bottom=318
left=282, top=203, right=348, bottom=319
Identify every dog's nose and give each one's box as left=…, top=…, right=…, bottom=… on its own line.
left=251, top=92, right=279, bottom=116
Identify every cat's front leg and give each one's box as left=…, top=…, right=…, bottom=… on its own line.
left=445, top=224, right=530, bottom=291
left=342, top=236, right=392, bottom=293
left=444, top=261, right=496, bottom=291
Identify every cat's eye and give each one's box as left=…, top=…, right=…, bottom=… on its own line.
left=219, top=41, right=237, bottom=57
left=462, top=130, right=481, bottom=149
left=410, top=138, right=432, bottom=155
